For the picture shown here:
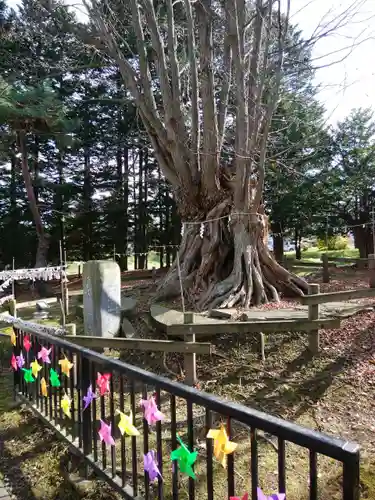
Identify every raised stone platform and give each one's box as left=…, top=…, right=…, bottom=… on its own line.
left=150, top=305, right=227, bottom=333
left=207, top=300, right=373, bottom=321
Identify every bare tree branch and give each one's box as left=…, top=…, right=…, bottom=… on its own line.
left=254, top=0, right=290, bottom=208
left=217, top=4, right=232, bottom=153
left=196, top=0, right=220, bottom=193
left=183, top=0, right=200, bottom=180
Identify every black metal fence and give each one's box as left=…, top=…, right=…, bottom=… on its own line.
left=12, top=323, right=360, bottom=500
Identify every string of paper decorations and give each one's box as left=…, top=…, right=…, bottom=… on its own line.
left=179, top=212, right=375, bottom=239
left=10, top=330, right=284, bottom=500
left=1, top=314, right=66, bottom=336
left=0, top=266, right=65, bottom=282
left=0, top=266, right=66, bottom=303
left=0, top=295, right=14, bottom=306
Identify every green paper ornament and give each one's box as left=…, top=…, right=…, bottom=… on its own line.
left=170, top=435, right=197, bottom=479
left=22, top=368, right=35, bottom=383
left=50, top=368, right=61, bottom=387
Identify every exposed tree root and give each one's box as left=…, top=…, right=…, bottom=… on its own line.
left=155, top=207, right=308, bottom=310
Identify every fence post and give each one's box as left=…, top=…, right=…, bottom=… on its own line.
left=64, top=284, right=69, bottom=316
left=308, top=283, right=320, bottom=354
left=356, top=258, right=365, bottom=270
left=321, top=253, right=329, bottom=283
left=184, top=312, right=197, bottom=386
left=368, top=254, right=375, bottom=288
left=81, top=355, right=92, bottom=466
left=9, top=299, right=17, bottom=318
left=342, top=448, right=360, bottom=500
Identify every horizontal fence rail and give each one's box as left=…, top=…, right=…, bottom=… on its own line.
left=11, top=323, right=360, bottom=500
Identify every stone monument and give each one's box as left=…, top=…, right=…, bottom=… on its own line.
left=83, top=260, right=121, bottom=337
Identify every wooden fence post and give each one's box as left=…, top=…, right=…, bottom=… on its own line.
left=321, top=253, right=329, bottom=283
left=308, top=283, right=320, bottom=354
left=184, top=312, right=197, bottom=386
left=369, top=254, right=375, bottom=288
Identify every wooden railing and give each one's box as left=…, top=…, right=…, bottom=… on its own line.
left=285, top=253, right=375, bottom=283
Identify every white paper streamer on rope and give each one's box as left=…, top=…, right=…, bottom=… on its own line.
left=0, top=314, right=66, bottom=336
left=0, top=295, right=13, bottom=306
left=0, top=266, right=65, bottom=282
left=0, top=279, right=12, bottom=293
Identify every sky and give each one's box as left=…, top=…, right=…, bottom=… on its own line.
left=289, top=0, right=375, bottom=124
left=6, top=0, right=375, bottom=125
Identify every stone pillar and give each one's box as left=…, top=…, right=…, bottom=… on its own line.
left=83, top=260, right=121, bottom=337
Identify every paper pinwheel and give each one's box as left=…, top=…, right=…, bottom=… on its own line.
left=96, top=372, right=111, bottom=396
left=16, top=352, right=26, bottom=368
left=23, top=335, right=31, bottom=352
left=61, top=394, right=72, bottom=418
left=98, top=420, right=115, bottom=447
left=40, top=377, right=48, bottom=397
left=257, top=487, right=285, bottom=500
left=10, top=330, right=16, bottom=346
left=206, top=425, right=238, bottom=468
left=16, top=352, right=25, bottom=369
left=59, top=356, right=73, bottom=377
left=22, top=368, right=35, bottom=383
left=141, top=396, right=165, bottom=426
left=117, top=410, right=140, bottom=437
left=230, top=494, right=248, bottom=500
left=170, top=435, right=197, bottom=479
left=30, top=359, right=42, bottom=378
left=83, top=384, right=96, bottom=410
left=10, top=353, right=17, bottom=371
left=49, top=368, right=61, bottom=387
left=144, top=450, right=162, bottom=482
left=38, top=346, right=52, bottom=364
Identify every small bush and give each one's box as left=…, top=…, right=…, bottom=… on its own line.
left=317, top=236, right=348, bottom=251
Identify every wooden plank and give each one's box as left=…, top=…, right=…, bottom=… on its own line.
left=308, top=284, right=320, bottom=354
left=16, top=296, right=58, bottom=309
left=288, top=261, right=322, bottom=268
left=299, top=287, right=375, bottom=305
left=149, top=305, right=226, bottom=333
left=326, top=256, right=366, bottom=262
left=120, top=317, right=136, bottom=338
left=121, top=297, right=137, bottom=316
left=166, top=318, right=340, bottom=336
left=65, top=335, right=213, bottom=354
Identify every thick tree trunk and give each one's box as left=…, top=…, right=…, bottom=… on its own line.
left=9, top=144, right=18, bottom=264
left=18, top=131, right=50, bottom=297
left=352, top=225, right=372, bottom=258
left=294, top=227, right=302, bottom=260
left=83, top=147, right=93, bottom=261
left=156, top=202, right=308, bottom=310
left=17, top=131, right=49, bottom=267
left=271, top=222, right=284, bottom=263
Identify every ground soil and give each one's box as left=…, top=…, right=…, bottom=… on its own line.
left=0, top=266, right=374, bottom=498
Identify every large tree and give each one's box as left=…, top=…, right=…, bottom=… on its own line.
left=328, top=108, right=375, bottom=257
left=0, top=78, right=68, bottom=265
left=78, top=0, right=314, bottom=309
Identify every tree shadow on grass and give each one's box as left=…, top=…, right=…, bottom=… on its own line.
left=241, top=318, right=375, bottom=421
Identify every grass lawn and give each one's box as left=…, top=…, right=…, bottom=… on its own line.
left=285, top=246, right=359, bottom=263
left=66, top=251, right=161, bottom=275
